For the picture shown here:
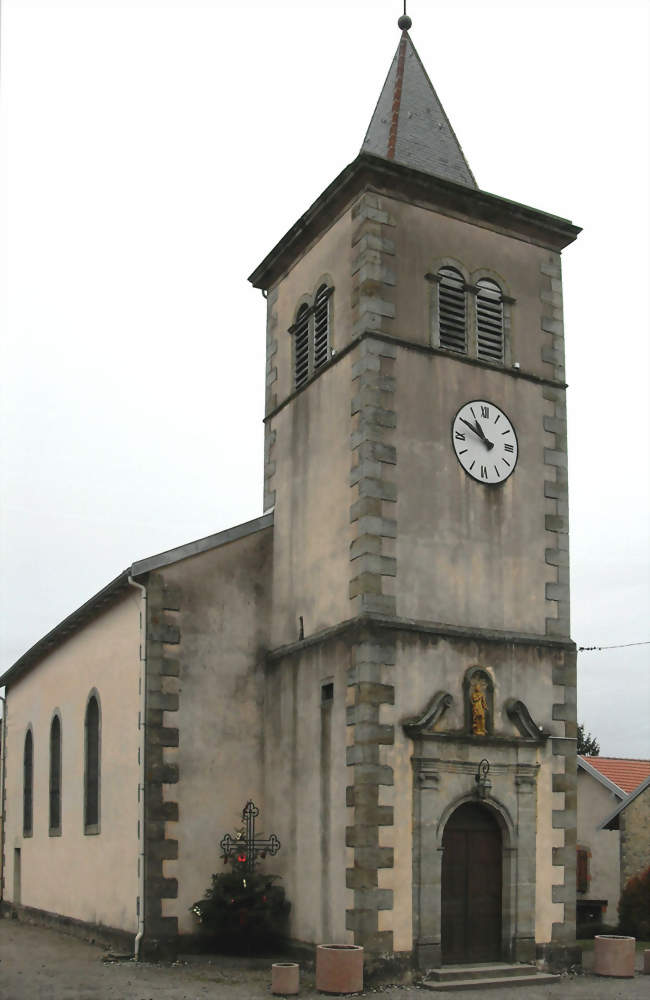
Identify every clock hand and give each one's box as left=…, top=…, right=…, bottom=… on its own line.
left=460, top=417, right=494, bottom=450
left=460, top=417, right=483, bottom=439
left=473, top=420, right=494, bottom=450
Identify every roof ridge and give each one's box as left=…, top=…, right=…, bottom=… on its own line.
left=399, top=30, right=478, bottom=188
left=599, top=774, right=650, bottom=831
left=581, top=755, right=650, bottom=763
left=387, top=32, right=408, bottom=160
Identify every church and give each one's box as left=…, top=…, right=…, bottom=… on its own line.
left=0, top=16, right=581, bottom=972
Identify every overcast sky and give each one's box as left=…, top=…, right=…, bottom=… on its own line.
left=1, top=0, right=648, bottom=757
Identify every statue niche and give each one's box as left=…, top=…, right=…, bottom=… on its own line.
left=464, top=667, right=494, bottom=737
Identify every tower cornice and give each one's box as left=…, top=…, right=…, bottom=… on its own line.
left=265, top=613, right=576, bottom=666
left=248, top=153, right=581, bottom=291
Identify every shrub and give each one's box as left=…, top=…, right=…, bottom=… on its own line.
left=618, top=866, right=650, bottom=939
left=191, top=856, right=290, bottom=952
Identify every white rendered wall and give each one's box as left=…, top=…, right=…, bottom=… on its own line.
left=4, top=594, right=141, bottom=933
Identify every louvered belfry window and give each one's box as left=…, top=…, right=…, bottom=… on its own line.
left=476, top=278, right=505, bottom=362
left=294, top=304, right=310, bottom=389
left=23, top=730, right=33, bottom=836
left=313, top=284, right=330, bottom=371
left=292, top=285, right=332, bottom=389
left=438, top=267, right=467, bottom=354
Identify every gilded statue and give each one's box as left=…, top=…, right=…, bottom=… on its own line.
left=470, top=679, right=488, bottom=736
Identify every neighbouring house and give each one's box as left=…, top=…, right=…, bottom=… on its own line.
left=0, top=17, right=582, bottom=970
left=0, top=717, right=3, bottom=874
left=576, top=756, right=650, bottom=928
left=601, top=774, right=650, bottom=892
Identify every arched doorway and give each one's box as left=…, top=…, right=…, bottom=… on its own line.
left=441, top=802, right=502, bottom=964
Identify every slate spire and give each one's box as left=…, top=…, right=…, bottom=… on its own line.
left=362, top=21, right=477, bottom=189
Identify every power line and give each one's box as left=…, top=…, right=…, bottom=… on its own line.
left=578, top=641, right=650, bottom=652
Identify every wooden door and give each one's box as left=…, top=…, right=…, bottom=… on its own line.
left=441, top=802, right=502, bottom=963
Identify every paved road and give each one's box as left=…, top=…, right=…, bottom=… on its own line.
left=0, top=919, right=648, bottom=1000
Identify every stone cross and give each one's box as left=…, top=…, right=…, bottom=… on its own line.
left=219, top=800, right=281, bottom=873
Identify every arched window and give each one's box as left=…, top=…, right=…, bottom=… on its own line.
left=291, top=284, right=333, bottom=388
left=438, top=267, right=467, bottom=354
left=293, top=304, right=310, bottom=389
left=313, top=284, right=330, bottom=371
left=84, top=694, right=100, bottom=833
left=476, top=278, right=504, bottom=363
left=23, top=729, right=33, bottom=837
left=49, top=714, right=62, bottom=835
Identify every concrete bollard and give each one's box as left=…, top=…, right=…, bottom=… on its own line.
left=643, top=949, right=650, bottom=975
left=271, top=962, right=300, bottom=995
left=594, top=935, right=636, bottom=978
left=316, top=944, right=363, bottom=994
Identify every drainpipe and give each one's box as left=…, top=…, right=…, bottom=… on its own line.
left=128, top=576, right=147, bottom=960
left=0, top=692, right=6, bottom=904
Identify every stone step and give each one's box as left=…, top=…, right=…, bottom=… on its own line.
left=422, top=972, right=561, bottom=992
left=427, top=964, right=538, bottom=982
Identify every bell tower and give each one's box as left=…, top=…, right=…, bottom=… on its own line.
left=252, top=16, right=581, bottom=971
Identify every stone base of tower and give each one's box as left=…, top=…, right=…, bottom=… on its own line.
left=537, top=942, right=583, bottom=972
left=263, top=615, right=578, bottom=976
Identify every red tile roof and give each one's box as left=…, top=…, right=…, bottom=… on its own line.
left=580, top=756, right=650, bottom=794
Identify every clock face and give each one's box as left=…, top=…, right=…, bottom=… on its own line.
left=451, top=400, right=518, bottom=485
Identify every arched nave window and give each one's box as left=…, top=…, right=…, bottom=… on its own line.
left=23, top=729, right=33, bottom=837
left=84, top=694, right=101, bottom=833
left=49, top=714, right=62, bottom=835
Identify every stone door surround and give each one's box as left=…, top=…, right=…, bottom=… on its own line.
left=411, top=748, right=539, bottom=969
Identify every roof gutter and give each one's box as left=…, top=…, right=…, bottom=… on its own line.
left=0, top=694, right=6, bottom=904
left=128, top=575, right=148, bottom=960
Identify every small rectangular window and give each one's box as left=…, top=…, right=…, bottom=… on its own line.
left=576, top=847, right=590, bottom=894
left=13, top=848, right=21, bottom=904
left=321, top=683, right=334, bottom=704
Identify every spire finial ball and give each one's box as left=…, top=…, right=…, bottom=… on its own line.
left=398, top=14, right=412, bottom=30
